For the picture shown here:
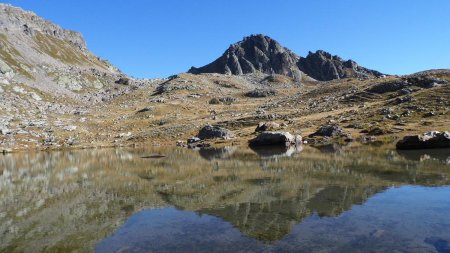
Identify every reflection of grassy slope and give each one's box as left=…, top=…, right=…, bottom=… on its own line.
left=0, top=147, right=449, bottom=251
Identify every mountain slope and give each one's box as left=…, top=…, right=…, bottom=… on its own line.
left=188, top=34, right=306, bottom=81
left=0, top=3, right=123, bottom=96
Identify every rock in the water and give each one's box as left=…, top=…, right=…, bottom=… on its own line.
left=249, top=131, right=302, bottom=147
left=396, top=131, right=450, bottom=150
left=309, top=124, right=349, bottom=138
left=197, top=125, right=234, bottom=140
left=255, top=122, right=280, bottom=132
left=245, top=89, right=277, bottom=98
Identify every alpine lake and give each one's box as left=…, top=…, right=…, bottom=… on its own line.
left=1, top=144, right=450, bottom=253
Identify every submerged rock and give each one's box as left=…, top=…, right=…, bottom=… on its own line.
left=249, top=132, right=302, bottom=147
left=197, top=125, right=234, bottom=140
left=396, top=131, right=450, bottom=150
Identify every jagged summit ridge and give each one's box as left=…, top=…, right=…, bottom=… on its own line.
left=189, top=34, right=384, bottom=81
left=298, top=50, right=384, bottom=81
left=189, top=34, right=306, bottom=81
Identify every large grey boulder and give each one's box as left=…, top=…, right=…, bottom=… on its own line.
left=197, top=125, right=234, bottom=140
left=396, top=131, right=450, bottom=150
left=249, top=132, right=302, bottom=147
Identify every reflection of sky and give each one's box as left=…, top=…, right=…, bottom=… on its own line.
left=97, top=186, right=450, bottom=253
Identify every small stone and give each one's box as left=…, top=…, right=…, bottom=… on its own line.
left=63, top=125, right=77, bottom=132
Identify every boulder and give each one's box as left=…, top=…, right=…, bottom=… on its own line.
left=255, top=122, right=280, bottom=132
left=396, top=131, right=450, bottom=150
left=309, top=124, right=348, bottom=138
left=115, top=77, right=130, bottom=85
left=245, top=89, right=277, bottom=98
left=187, top=136, right=201, bottom=144
left=197, top=125, right=234, bottom=140
left=249, top=132, right=302, bottom=147
left=208, top=97, right=237, bottom=105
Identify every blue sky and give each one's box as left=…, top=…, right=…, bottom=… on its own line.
left=2, top=0, right=450, bottom=78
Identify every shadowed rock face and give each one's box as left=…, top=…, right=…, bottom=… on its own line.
left=298, top=50, right=384, bottom=81
left=188, top=34, right=305, bottom=81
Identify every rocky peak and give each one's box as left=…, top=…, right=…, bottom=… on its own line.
left=298, top=50, right=383, bottom=81
left=0, top=3, right=86, bottom=50
left=189, top=34, right=305, bottom=81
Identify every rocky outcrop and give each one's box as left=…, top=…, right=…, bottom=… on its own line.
left=189, top=34, right=305, bottom=81
left=0, top=4, right=86, bottom=49
left=367, top=76, right=448, bottom=94
left=197, top=125, right=234, bottom=140
left=396, top=131, right=450, bottom=150
left=298, top=50, right=383, bottom=81
left=245, top=89, right=277, bottom=98
left=255, top=122, right=280, bottom=132
left=309, top=124, right=350, bottom=138
left=249, top=132, right=302, bottom=147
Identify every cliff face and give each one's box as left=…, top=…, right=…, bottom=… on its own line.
left=189, top=34, right=306, bottom=81
left=298, top=50, right=384, bottom=81
left=0, top=4, right=86, bottom=50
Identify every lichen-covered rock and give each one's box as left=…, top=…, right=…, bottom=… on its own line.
left=0, top=59, right=13, bottom=77
left=309, top=124, right=349, bottom=138
left=255, top=122, right=280, bottom=132
left=396, top=131, right=450, bottom=150
left=245, top=89, right=277, bottom=98
left=197, top=125, right=234, bottom=140
left=249, top=132, right=302, bottom=147
left=115, top=77, right=130, bottom=85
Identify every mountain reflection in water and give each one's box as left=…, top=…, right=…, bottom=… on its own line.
left=1, top=145, right=450, bottom=252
